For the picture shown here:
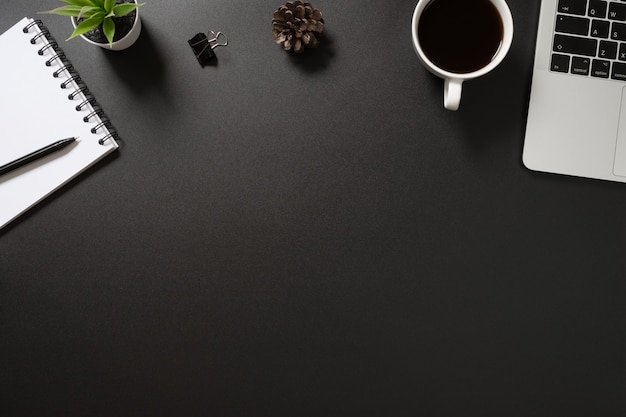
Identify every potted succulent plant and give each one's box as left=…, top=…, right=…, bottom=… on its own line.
left=40, top=0, right=144, bottom=51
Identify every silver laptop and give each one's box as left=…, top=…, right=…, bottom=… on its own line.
left=524, top=0, right=626, bottom=183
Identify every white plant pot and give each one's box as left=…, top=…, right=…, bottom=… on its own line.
left=71, top=9, right=142, bottom=51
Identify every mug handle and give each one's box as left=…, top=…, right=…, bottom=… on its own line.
left=444, top=78, right=463, bottom=111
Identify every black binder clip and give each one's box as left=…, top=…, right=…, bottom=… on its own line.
left=188, top=31, right=228, bottom=66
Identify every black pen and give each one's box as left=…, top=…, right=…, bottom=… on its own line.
left=0, top=137, right=76, bottom=176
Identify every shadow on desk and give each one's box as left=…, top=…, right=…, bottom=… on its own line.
left=457, top=51, right=532, bottom=152
left=100, top=22, right=166, bottom=95
left=286, top=31, right=336, bottom=73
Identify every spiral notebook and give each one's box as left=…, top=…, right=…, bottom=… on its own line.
left=0, top=17, right=119, bottom=229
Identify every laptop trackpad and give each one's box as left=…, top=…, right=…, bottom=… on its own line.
left=614, top=87, right=626, bottom=177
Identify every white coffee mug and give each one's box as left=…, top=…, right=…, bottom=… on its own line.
left=411, top=0, right=514, bottom=111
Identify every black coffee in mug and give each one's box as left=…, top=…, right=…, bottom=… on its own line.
left=418, top=0, right=504, bottom=74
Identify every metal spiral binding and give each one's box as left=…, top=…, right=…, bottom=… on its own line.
left=76, top=97, right=96, bottom=111
left=38, top=41, right=57, bottom=56
left=45, top=52, right=65, bottom=67
left=91, top=121, right=110, bottom=134
left=60, top=74, right=80, bottom=89
left=52, top=64, right=73, bottom=78
left=23, top=19, right=118, bottom=146
left=84, top=108, right=104, bottom=122
left=68, top=86, right=88, bottom=100
left=29, top=31, right=47, bottom=44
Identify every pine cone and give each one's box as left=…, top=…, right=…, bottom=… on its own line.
left=272, top=1, right=324, bottom=53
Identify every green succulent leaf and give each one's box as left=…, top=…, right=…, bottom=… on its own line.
left=42, top=0, right=144, bottom=43
left=104, top=0, right=117, bottom=12
left=78, top=6, right=100, bottom=19
left=66, top=11, right=106, bottom=40
left=102, top=17, right=116, bottom=45
left=112, top=3, right=144, bottom=17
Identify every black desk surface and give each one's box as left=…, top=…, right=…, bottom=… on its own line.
left=2, top=1, right=625, bottom=416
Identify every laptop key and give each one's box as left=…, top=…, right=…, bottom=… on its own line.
left=591, top=59, right=611, bottom=77
left=599, top=40, right=618, bottom=58
left=608, top=2, right=626, bottom=21
left=611, top=22, right=626, bottom=40
left=551, top=53, right=571, bottom=72
left=558, top=0, right=588, bottom=15
left=571, top=56, right=591, bottom=75
left=588, top=0, right=608, bottom=18
left=591, top=19, right=611, bottom=37
left=555, top=15, right=590, bottom=35
left=556, top=15, right=590, bottom=35
left=611, top=61, right=626, bottom=80
left=553, top=34, right=598, bottom=56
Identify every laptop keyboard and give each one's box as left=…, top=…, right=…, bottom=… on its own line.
left=552, top=0, right=626, bottom=81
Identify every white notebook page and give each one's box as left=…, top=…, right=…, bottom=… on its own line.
left=0, top=17, right=118, bottom=229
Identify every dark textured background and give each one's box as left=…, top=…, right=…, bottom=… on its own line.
left=1, top=1, right=625, bottom=416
